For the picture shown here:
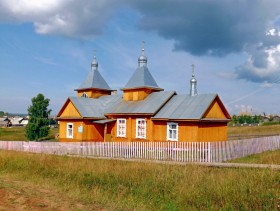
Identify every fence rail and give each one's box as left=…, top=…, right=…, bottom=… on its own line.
left=0, top=136, right=280, bottom=163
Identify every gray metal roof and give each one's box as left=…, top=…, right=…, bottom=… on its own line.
left=93, top=119, right=116, bottom=124
left=106, top=91, right=175, bottom=114
left=123, top=66, right=160, bottom=89
left=69, top=91, right=175, bottom=118
left=77, top=69, right=112, bottom=91
left=153, top=94, right=217, bottom=120
left=69, top=95, right=120, bottom=118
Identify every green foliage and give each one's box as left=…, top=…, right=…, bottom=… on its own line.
left=230, top=115, right=261, bottom=125
left=0, top=111, right=7, bottom=117
left=25, top=93, right=52, bottom=141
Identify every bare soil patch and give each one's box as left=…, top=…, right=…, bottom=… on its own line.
left=0, top=176, right=102, bottom=211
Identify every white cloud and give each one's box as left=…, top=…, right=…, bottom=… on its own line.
left=235, top=44, right=280, bottom=83
left=0, top=0, right=123, bottom=38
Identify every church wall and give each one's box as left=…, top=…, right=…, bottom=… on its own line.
left=59, top=120, right=104, bottom=142
left=197, top=122, right=227, bottom=142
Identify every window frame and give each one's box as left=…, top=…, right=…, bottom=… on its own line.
left=81, top=92, right=89, bottom=98
left=66, top=123, right=74, bottom=138
left=167, top=122, right=178, bottom=141
left=136, top=118, right=146, bottom=139
left=117, top=118, right=126, bottom=138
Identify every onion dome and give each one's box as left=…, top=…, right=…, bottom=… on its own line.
left=138, top=41, right=147, bottom=67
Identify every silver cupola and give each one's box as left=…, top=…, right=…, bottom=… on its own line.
left=91, top=50, right=98, bottom=71
left=190, top=64, right=198, bottom=96
left=138, top=41, right=147, bottom=67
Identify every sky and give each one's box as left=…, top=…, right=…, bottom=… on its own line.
left=1, top=0, right=280, bottom=116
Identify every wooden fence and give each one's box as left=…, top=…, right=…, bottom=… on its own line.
left=0, top=136, right=280, bottom=163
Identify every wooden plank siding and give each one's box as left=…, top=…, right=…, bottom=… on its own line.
left=109, top=116, right=154, bottom=142
left=123, top=88, right=153, bottom=101
left=204, top=100, right=227, bottom=119
left=59, top=120, right=104, bottom=142
left=77, top=89, right=111, bottom=98
left=60, top=101, right=81, bottom=118
left=197, top=123, right=227, bottom=142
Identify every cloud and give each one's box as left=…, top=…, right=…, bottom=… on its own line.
left=0, top=0, right=124, bottom=38
left=235, top=42, right=280, bottom=83
left=1, top=0, right=280, bottom=83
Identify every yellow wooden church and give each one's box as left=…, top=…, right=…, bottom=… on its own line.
left=57, top=46, right=231, bottom=142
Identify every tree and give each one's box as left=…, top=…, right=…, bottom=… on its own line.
left=25, top=93, right=52, bottom=141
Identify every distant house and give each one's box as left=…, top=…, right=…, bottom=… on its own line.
left=272, top=115, right=280, bottom=122
left=10, top=117, right=28, bottom=127
left=0, top=117, right=11, bottom=127
left=57, top=46, right=231, bottom=142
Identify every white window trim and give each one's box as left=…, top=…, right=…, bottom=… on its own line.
left=167, top=122, right=178, bottom=141
left=136, top=118, right=146, bottom=139
left=117, top=118, right=126, bottom=138
left=66, top=123, right=74, bottom=138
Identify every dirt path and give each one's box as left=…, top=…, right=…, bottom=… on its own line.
left=0, top=176, right=103, bottom=211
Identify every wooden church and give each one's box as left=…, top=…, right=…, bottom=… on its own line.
left=57, top=45, right=231, bottom=142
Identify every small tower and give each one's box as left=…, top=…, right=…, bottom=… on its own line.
left=75, top=51, right=114, bottom=98
left=122, top=42, right=163, bottom=101
left=190, top=64, right=198, bottom=96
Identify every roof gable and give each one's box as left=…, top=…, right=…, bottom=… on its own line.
left=202, top=96, right=231, bottom=119
left=123, top=66, right=160, bottom=90
left=57, top=98, right=82, bottom=118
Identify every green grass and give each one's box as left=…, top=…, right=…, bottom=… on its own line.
left=0, top=127, right=58, bottom=141
left=0, top=150, right=279, bottom=210
left=0, top=127, right=27, bottom=140
left=231, top=149, right=280, bottom=165
left=228, top=124, right=280, bottom=140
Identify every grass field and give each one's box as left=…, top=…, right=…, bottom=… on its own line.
left=0, top=127, right=58, bottom=141
left=231, top=149, right=280, bottom=164
left=228, top=124, right=280, bottom=140
left=0, top=150, right=279, bottom=210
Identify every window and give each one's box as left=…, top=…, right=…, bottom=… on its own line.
left=67, top=123, right=73, bottom=138
left=136, top=118, right=146, bottom=139
left=117, top=118, right=126, bottom=137
left=81, top=92, right=88, bottom=98
left=167, top=122, right=178, bottom=141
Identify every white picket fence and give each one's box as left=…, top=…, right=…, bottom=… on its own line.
left=0, top=136, right=280, bottom=163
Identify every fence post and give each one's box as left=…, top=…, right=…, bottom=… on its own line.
left=207, top=142, right=211, bottom=162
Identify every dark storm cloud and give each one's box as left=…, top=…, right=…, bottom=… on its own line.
left=129, top=0, right=280, bottom=56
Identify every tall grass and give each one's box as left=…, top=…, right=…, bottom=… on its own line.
left=0, top=150, right=279, bottom=210
left=228, top=124, right=280, bottom=140
left=231, top=149, right=280, bottom=164
left=0, top=127, right=58, bottom=141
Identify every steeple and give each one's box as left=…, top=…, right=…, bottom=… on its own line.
left=122, top=42, right=163, bottom=101
left=138, top=41, right=147, bottom=67
left=190, top=64, right=198, bottom=96
left=75, top=51, right=114, bottom=98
